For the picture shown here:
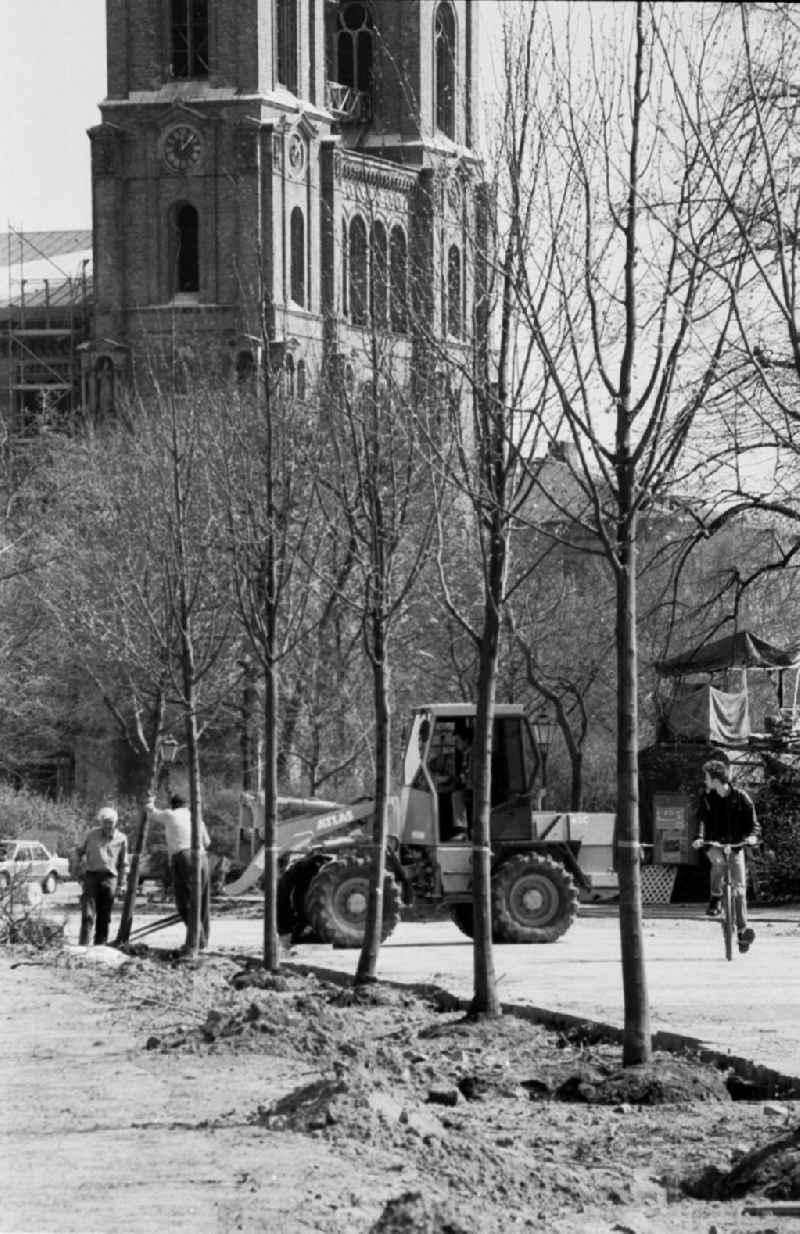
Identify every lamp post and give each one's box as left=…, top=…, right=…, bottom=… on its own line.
left=532, top=712, right=558, bottom=809
left=159, top=734, right=179, bottom=794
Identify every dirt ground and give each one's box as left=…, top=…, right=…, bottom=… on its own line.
left=2, top=941, right=800, bottom=1234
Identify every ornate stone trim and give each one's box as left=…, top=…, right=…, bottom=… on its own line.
left=338, top=153, right=417, bottom=196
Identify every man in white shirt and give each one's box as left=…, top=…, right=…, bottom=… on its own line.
left=145, top=792, right=211, bottom=951
left=74, top=806, right=129, bottom=946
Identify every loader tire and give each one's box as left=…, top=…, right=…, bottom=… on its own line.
left=448, top=903, right=503, bottom=944
left=491, top=852, right=578, bottom=943
left=277, top=861, right=318, bottom=939
left=304, top=855, right=402, bottom=949
left=448, top=903, right=475, bottom=939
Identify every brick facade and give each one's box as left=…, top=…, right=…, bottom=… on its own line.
left=88, top=0, right=486, bottom=397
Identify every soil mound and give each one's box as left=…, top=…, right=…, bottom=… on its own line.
left=44, top=945, right=800, bottom=1232
left=370, top=1190, right=471, bottom=1233
left=683, top=1123, right=800, bottom=1200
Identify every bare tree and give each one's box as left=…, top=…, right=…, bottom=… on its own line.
left=496, top=1, right=745, bottom=1061
left=31, top=365, right=235, bottom=957
left=656, top=3, right=800, bottom=612
left=212, top=319, right=325, bottom=971
left=315, top=336, right=436, bottom=987
left=409, top=154, right=560, bottom=1016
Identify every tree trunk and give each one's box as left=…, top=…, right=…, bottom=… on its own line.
left=356, top=608, right=390, bottom=986
left=613, top=0, right=651, bottom=1067
left=569, top=749, right=584, bottom=812
left=470, top=499, right=504, bottom=1018
left=183, top=656, right=203, bottom=960
left=116, top=691, right=166, bottom=944
left=261, top=323, right=281, bottom=973
left=262, top=654, right=280, bottom=971
left=471, top=642, right=501, bottom=1018
left=615, top=517, right=651, bottom=1065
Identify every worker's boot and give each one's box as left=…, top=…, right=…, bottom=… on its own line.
left=705, top=896, right=721, bottom=917
left=737, top=927, right=755, bottom=954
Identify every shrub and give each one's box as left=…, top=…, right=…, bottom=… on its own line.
left=0, top=786, right=88, bottom=855
left=200, top=782, right=240, bottom=857
left=0, top=869, right=66, bottom=948
left=0, top=782, right=240, bottom=866
left=751, top=784, right=800, bottom=903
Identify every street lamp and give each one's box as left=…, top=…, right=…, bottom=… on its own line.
left=158, top=734, right=180, bottom=792
left=159, top=734, right=179, bottom=765
left=531, top=712, right=558, bottom=808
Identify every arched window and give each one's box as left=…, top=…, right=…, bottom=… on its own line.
left=341, top=218, right=349, bottom=318
left=170, top=202, right=199, bottom=295
left=447, top=244, right=462, bottom=337
left=290, top=207, right=305, bottom=306
left=370, top=221, right=388, bottom=327
left=435, top=2, right=456, bottom=139
left=276, top=0, right=298, bottom=93
left=349, top=215, right=368, bottom=325
left=337, top=2, right=373, bottom=93
left=171, top=0, right=209, bottom=79
left=389, top=225, right=408, bottom=334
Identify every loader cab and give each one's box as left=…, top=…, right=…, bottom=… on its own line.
left=400, top=706, right=538, bottom=847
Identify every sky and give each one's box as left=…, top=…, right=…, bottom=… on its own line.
left=0, top=0, right=511, bottom=235
left=0, top=0, right=107, bottom=231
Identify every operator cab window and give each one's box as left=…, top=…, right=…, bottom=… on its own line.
left=492, top=716, right=528, bottom=802
left=404, top=714, right=431, bottom=789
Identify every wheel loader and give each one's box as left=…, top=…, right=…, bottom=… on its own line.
left=230, top=704, right=594, bottom=947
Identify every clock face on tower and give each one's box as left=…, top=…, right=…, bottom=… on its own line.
left=162, top=125, right=204, bottom=173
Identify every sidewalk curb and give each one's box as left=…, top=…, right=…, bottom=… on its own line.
left=288, top=959, right=800, bottom=1101
left=499, top=1001, right=800, bottom=1099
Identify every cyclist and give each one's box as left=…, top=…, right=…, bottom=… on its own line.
left=692, top=759, right=760, bottom=953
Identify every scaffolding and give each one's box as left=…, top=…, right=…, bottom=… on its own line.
left=2, top=225, right=92, bottom=445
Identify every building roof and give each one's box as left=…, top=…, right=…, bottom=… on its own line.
left=0, top=231, right=93, bottom=307
left=0, top=230, right=92, bottom=267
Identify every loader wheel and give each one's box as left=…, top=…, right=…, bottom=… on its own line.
left=277, top=864, right=309, bottom=936
left=448, top=904, right=503, bottom=943
left=491, top=853, right=578, bottom=943
left=277, top=862, right=321, bottom=942
left=448, top=903, right=475, bottom=939
left=304, top=855, right=402, bottom=949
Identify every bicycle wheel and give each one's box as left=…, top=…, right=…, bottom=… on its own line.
left=722, top=877, right=734, bottom=961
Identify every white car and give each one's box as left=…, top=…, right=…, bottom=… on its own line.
left=0, top=839, right=71, bottom=894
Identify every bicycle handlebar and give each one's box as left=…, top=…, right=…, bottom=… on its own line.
left=696, top=839, right=755, bottom=851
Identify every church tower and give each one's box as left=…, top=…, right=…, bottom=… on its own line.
left=88, top=1, right=485, bottom=400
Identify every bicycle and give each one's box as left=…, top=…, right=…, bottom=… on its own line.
left=700, top=840, right=754, bottom=961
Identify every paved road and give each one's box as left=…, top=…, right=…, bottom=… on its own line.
left=54, top=887, right=800, bottom=1081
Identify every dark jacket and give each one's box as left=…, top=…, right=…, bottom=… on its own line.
left=697, top=785, right=760, bottom=846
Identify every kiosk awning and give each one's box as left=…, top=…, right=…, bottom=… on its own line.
left=656, top=630, right=800, bottom=678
